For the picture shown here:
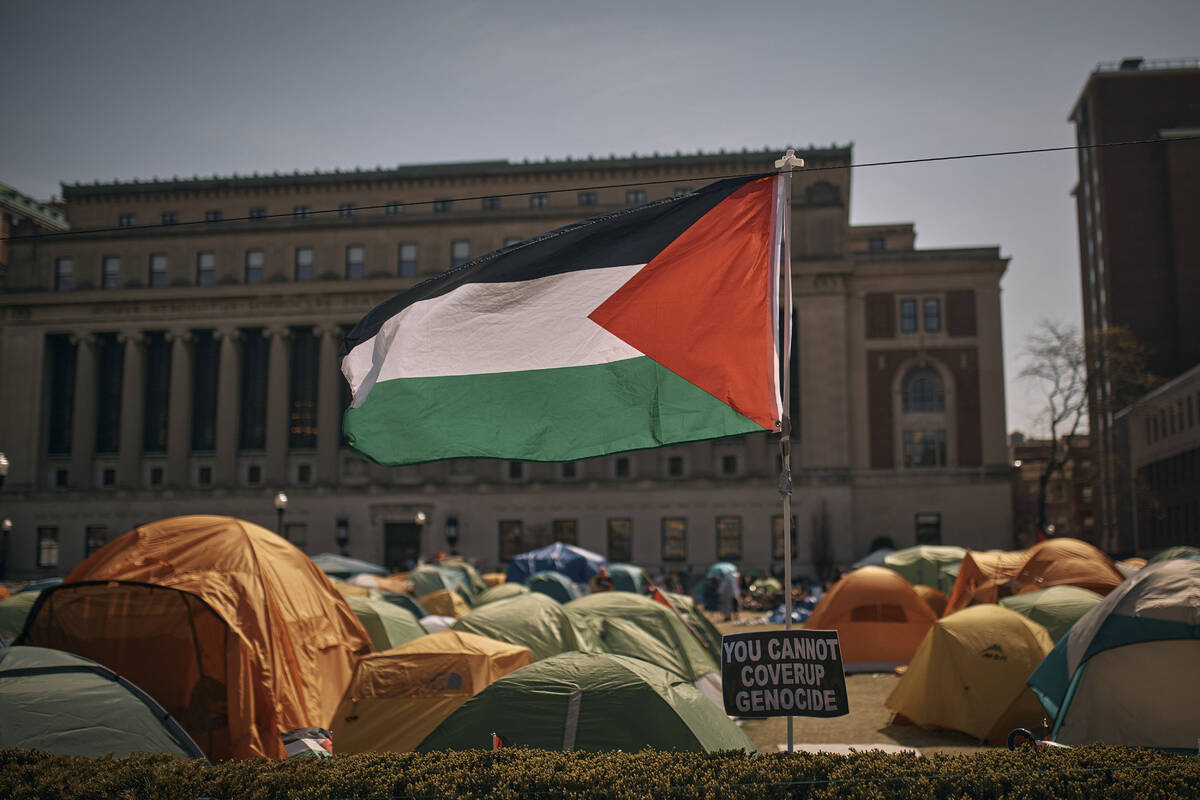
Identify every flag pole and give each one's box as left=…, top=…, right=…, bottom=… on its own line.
left=774, top=148, right=803, bottom=754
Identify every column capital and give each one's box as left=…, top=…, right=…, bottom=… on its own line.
left=69, top=331, right=96, bottom=347
left=166, top=329, right=194, bottom=344
left=117, top=330, right=144, bottom=346
left=215, top=326, right=242, bottom=343
left=265, top=325, right=293, bottom=341
left=313, top=323, right=343, bottom=339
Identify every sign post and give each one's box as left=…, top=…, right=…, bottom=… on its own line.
left=722, top=629, right=849, bottom=720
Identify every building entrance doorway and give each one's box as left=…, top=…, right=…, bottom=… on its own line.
left=384, top=522, right=422, bottom=573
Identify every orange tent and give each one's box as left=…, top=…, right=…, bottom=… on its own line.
left=18, top=515, right=371, bottom=761
left=0, top=586, right=9, bottom=601
left=482, top=572, right=507, bottom=587
left=945, top=538, right=1124, bottom=615
left=911, top=584, right=948, bottom=618
left=803, top=566, right=937, bottom=671
left=332, top=630, right=533, bottom=753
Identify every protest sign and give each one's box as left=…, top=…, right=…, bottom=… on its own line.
left=721, top=629, right=849, bottom=718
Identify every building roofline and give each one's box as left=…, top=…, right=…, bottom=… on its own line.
left=1114, top=361, right=1200, bottom=420
left=60, top=145, right=855, bottom=200
left=0, top=182, right=70, bottom=231
left=1068, top=57, right=1200, bottom=122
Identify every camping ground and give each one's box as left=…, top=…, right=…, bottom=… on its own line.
left=713, top=616, right=991, bottom=756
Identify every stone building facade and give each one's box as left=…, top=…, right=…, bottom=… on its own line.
left=0, top=147, right=1012, bottom=583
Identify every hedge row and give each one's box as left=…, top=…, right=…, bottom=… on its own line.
left=2, top=745, right=1199, bottom=800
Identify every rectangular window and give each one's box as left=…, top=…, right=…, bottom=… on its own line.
left=923, top=298, right=942, bottom=332
left=239, top=329, right=268, bottom=450
left=552, top=519, right=578, bottom=545
left=667, top=456, right=684, bottom=477
left=386, top=201, right=403, bottom=215
left=903, top=429, right=947, bottom=468
left=434, top=200, right=452, bottom=213
left=142, top=332, right=171, bottom=452
left=289, top=326, right=319, bottom=449
left=530, top=194, right=549, bottom=209
left=149, top=466, right=164, bottom=486
left=398, top=242, right=418, bottom=276
left=607, top=518, right=633, bottom=562
left=37, top=527, right=59, bottom=568
left=191, top=330, right=218, bottom=451
left=54, top=257, right=73, bottom=291
left=772, top=515, right=798, bottom=560
left=94, top=333, right=123, bottom=453
left=339, top=203, right=355, bottom=218
left=294, top=206, right=312, bottom=218
left=626, top=189, right=646, bottom=206
left=118, top=213, right=135, bottom=227
left=716, top=516, right=743, bottom=561
left=85, top=525, right=108, bottom=556
left=560, top=461, right=577, bottom=479
left=614, top=456, right=631, bottom=478
left=148, top=254, right=168, bottom=287
left=900, top=299, right=917, bottom=333
left=47, top=334, right=77, bottom=455
left=345, top=245, right=365, bottom=279
left=868, top=237, right=885, bottom=252
left=55, top=468, right=69, bottom=488
left=483, top=196, right=501, bottom=210
left=197, top=465, right=213, bottom=486
left=507, top=461, right=524, bottom=480
left=196, top=252, right=216, bottom=285
left=661, top=518, right=687, bottom=562
left=915, top=512, right=942, bottom=545
left=451, top=240, right=470, bottom=267
left=578, top=192, right=597, bottom=206
left=205, top=210, right=222, bottom=222
left=720, top=454, right=738, bottom=476
left=244, top=250, right=265, bottom=284
left=101, top=256, right=121, bottom=289
left=249, top=207, right=266, bottom=219
left=246, top=464, right=262, bottom=484
left=499, top=520, right=524, bottom=561
left=284, top=522, right=308, bottom=547
left=294, top=247, right=314, bottom=281
left=161, top=212, right=178, bottom=225
left=297, top=463, right=313, bottom=484
left=102, top=467, right=116, bottom=487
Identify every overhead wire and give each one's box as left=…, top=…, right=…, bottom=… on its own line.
left=2, top=134, right=1197, bottom=244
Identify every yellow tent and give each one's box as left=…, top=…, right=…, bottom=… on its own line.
left=885, top=604, right=1053, bottom=743
left=420, top=588, right=471, bottom=618
left=18, top=515, right=371, bottom=761
left=332, top=630, right=533, bottom=753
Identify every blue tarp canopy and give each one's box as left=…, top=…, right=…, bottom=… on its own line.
left=310, top=552, right=388, bottom=578
left=706, top=562, right=738, bottom=579
left=506, top=542, right=606, bottom=585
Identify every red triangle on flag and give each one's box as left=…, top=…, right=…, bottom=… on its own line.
left=589, top=176, right=778, bottom=429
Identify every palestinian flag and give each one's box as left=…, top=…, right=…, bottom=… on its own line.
left=341, top=174, right=784, bottom=465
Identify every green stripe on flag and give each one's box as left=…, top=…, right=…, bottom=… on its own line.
left=343, top=356, right=764, bottom=465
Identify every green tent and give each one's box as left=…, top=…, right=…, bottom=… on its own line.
left=999, top=585, right=1104, bottom=643
left=665, top=591, right=723, bottom=663
left=609, top=563, right=650, bottom=594
left=938, top=562, right=962, bottom=595
left=441, top=558, right=489, bottom=595
left=347, top=594, right=427, bottom=651
left=529, top=570, right=580, bottom=603
left=1146, top=545, right=1200, bottom=565
left=416, top=652, right=754, bottom=753
left=883, top=545, right=967, bottom=589
left=452, top=592, right=598, bottom=660
left=0, top=646, right=206, bottom=759
left=310, top=552, right=388, bottom=579
left=407, top=565, right=472, bottom=603
left=0, top=591, right=39, bottom=644
left=474, top=582, right=530, bottom=606
left=565, top=592, right=721, bottom=705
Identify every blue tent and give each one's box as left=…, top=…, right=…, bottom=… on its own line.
left=310, top=553, right=388, bottom=578
left=506, top=542, right=606, bottom=585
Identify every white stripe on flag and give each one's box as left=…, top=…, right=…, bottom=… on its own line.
left=343, top=264, right=646, bottom=403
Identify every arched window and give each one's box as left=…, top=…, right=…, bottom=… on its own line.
left=902, top=368, right=945, bottom=412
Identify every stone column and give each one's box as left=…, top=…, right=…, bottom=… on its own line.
left=215, top=327, right=242, bottom=487
left=316, top=324, right=342, bottom=485
left=69, top=333, right=97, bottom=489
left=264, top=326, right=292, bottom=485
left=166, top=329, right=193, bottom=488
left=117, top=330, right=145, bottom=488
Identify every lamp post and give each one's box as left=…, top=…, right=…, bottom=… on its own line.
left=1, top=518, right=11, bottom=581
left=444, top=515, right=459, bottom=555
left=273, top=491, right=288, bottom=536
left=0, top=451, right=8, bottom=490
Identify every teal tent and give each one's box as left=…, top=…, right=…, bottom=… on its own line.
left=883, top=545, right=966, bottom=589
left=473, top=582, right=530, bottom=606
left=0, top=591, right=40, bottom=644
left=0, top=646, right=206, bottom=759
left=310, top=553, right=388, bottom=578
left=1146, top=545, right=1200, bottom=565
left=346, top=594, right=427, bottom=651
left=529, top=570, right=580, bottom=603
left=999, top=585, right=1103, bottom=643
left=452, top=592, right=598, bottom=660
left=1029, top=558, right=1200, bottom=749
left=609, top=563, right=651, bottom=594
left=416, top=652, right=754, bottom=753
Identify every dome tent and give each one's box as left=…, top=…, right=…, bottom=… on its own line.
left=665, top=591, right=723, bottom=663
left=998, top=585, right=1103, bottom=643
left=1028, top=558, right=1200, bottom=749
left=609, top=563, right=652, bottom=594
left=883, top=545, right=966, bottom=589
left=0, top=590, right=40, bottom=644
left=452, top=592, right=599, bottom=660
left=529, top=570, right=580, bottom=603
left=473, top=582, right=530, bottom=606
left=310, top=552, right=388, bottom=579
left=416, top=652, right=754, bottom=753
left=18, top=515, right=371, bottom=761
left=885, top=605, right=1053, bottom=743
left=506, top=542, right=606, bottom=585
left=345, top=594, right=427, bottom=651
left=803, top=566, right=938, bottom=672
left=332, top=631, right=533, bottom=753
left=0, top=645, right=206, bottom=759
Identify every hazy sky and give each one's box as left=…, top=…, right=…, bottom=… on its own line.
left=3, top=1, right=1197, bottom=435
